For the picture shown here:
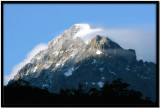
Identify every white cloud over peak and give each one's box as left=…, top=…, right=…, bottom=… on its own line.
left=4, top=43, right=47, bottom=85
left=106, top=29, right=156, bottom=63
left=72, top=24, right=102, bottom=39
left=74, top=24, right=156, bottom=63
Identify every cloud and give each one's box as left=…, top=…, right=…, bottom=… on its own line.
left=73, top=24, right=102, bottom=39
left=79, top=25, right=156, bottom=63
left=100, top=28, right=156, bottom=63
left=4, top=43, right=48, bottom=85
left=73, top=23, right=103, bottom=43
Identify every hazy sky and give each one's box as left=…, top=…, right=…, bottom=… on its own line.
left=4, top=4, right=156, bottom=84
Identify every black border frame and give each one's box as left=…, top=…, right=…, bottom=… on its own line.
left=1, top=1, right=159, bottom=107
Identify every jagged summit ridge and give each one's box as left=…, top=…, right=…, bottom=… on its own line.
left=48, top=24, right=102, bottom=49
left=71, top=24, right=90, bottom=37
left=12, top=23, right=137, bottom=81
left=13, top=27, right=136, bottom=81
left=48, top=24, right=89, bottom=49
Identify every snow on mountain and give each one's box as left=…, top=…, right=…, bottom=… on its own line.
left=48, top=24, right=102, bottom=49
left=9, top=24, right=156, bottom=101
left=96, top=50, right=102, bottom=55
left=71, top=24, right=102, bottom=40
left=64, top=68, right=74, bottom=77
left=97, top=81, right=104, bottom=88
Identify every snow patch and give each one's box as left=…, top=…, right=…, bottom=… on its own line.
left=92, top=82, right=95, bottom=85
left=55, top=63, right=60, bottom=67
left=72, top=24, right=102, bottom=40
left=60, top=51, right=63, bottom=54
left=96, top=50, right=102, bottom=55
left=70, top=52, right=76, bottom=57
left=33, top=66, right=37, bottom=73
left=64, top=68, right=74, bottom=77
left=110, top=71, right=116, bottom=75
left=97, top=81, right=104, bottom=88
left=99, top=68, right=104, bottom=72
left=53, top=51, right=58, bottom=55
left=125, top=67, right=130, bottom=70
left=42, top=84, right=49, bottom=87
left=25, top=70, right=29, bottom=75
left=108, top=67, right=116, bottom=75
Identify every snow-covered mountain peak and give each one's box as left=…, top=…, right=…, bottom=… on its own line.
left=10, top=24, right=156, bottom=101
left=71, top=24, right=91, bottom=39
left=47, top=24, right=90, bottom=49
left=48, top=24, right=103, bottom=50
left=70, top=24, right=103, bottom=44
left=72, top=24, right=90, bottom=30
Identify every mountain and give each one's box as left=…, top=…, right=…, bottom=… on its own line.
left=9, top=24, right=156, bottom=101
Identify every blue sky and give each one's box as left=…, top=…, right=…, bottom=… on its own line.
left=4, top=4, right=156, bottom=84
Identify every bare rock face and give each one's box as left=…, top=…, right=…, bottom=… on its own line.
left=90, top=35, right=110, bottom=50
left=90, top=35, right=136, bottom=62
left=9, top=24, right=156, bottom=101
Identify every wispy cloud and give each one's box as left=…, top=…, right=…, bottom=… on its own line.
left=4, top=43, right=48, bottom=85
left=78, top=24, right=156, bottom=63
left=101, top=28, right=156, bottom=63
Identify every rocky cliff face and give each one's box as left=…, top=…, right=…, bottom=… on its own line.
left=9, top=24, right=156, bottom=101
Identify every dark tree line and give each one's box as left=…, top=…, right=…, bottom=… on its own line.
left=4, top=79, right=154, bottom=105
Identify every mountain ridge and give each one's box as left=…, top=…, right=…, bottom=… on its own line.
left=9, top=24, right=156, bottom=101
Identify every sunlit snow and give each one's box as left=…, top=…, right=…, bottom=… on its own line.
left=92, top=59, right=96, bottom=64
left=33, top=66, right=37, bottom=73
left=72, top=24, right=101, bottom=39
left=25, top=70, right=29, bottom=75
left=96, top=50, right=102, bottom=55
left=55, top=63, right=60, bottom=67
